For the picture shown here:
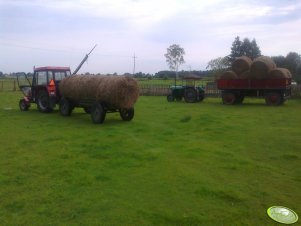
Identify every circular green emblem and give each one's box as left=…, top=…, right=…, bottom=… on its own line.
left=267, top=206, right=298, bottom=224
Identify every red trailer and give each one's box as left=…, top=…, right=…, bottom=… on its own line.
left=217, top=78, right=291, bottom=105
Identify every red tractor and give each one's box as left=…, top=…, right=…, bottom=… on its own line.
left=17, top=45, right=96, bottom=113
left=18, top=67, right=71, bottom=112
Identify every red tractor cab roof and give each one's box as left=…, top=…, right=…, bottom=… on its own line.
left=34, top=66, right=71, bottom=72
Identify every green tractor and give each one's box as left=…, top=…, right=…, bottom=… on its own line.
left=167, top=75, right=205, bottom=103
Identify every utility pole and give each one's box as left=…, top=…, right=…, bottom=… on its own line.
left=133, top=53, right=137, bottom=76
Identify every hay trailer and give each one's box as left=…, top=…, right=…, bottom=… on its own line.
left=17, top=67, right=71, bottom=113
left=167, top=75, right=205, bottom=103
left=58, top=75, right=139, bottom=124
left=217, top=78, right=292, bottom=105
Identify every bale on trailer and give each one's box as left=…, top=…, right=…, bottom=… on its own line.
left=232, top=56, right=252, bottom=76
left=250, top=56, right=276, bottom=79
left=219, top=71, right=238, bottom=79
left=59, top=75, right=139, bottom=109
left=268, top=68, right=292, bottom=79
left=239, top=70, right=251, bottom=79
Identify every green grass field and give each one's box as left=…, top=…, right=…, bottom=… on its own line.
left=0, top=92, right=300, bottom=226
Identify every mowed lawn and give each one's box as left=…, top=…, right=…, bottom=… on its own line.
left=0, top=92, right=300, bottom=226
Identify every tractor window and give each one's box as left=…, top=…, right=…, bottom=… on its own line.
left=37, top=71, right=47, bottom=85
left=54, top=72, right=66, bottom=81
left=48, top=71, right=54, bottom=82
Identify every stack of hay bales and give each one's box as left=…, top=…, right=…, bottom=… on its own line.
left=59, top=75, right=139, bottom=109
left=219, top=56, right=292, bottom=80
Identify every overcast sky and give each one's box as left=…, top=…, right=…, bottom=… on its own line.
left=1, top=0, right=301, bottom=74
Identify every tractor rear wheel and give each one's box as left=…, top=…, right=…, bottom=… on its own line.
left=59, top=97, right=73, bottom=116
left=37, top=90, right=53, bottom=113
left=167, top=95, right=175, bottom=102
left=120, top=108, right=134, bottom=121
left=265, top=92, right=283, bottom=106
left=19, top=99, right=30, bottom=111
left=184, top=88, right=198, bottom=103
left=222, top=91, right=236, bottom=105
left=91, top=102, right=106, bottom=124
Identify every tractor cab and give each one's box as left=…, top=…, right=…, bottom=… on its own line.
left=18, top=66, right=71, bottom=112
left=167, top=75, right=205, bottom=103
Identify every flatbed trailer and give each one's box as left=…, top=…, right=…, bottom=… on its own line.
left=217, top=78, right=291, bottom=105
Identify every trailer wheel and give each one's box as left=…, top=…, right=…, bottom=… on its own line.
left=265, top=92, right=283, bottom=106
left=37, top=90, right=53, bottom=113
left=19, top=99, right=30, bottom=111
left=184, top=88, right=197, bottom=103
left=91, top=102, right=106, bottom=124
left=167, top=95, right=175, bottom=102
left=120, top=108, right=134, bottom=121
left=222, top=91, right=236, bottom=105
left=59, top=97, right=73, bottom=116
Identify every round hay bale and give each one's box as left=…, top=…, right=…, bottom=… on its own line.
left=239, top=70, right=251, bottom=79
left=96, top=76, right=140, bottom=109
left=268, top=68, right=292, bottom=79
left=59, top=75, right=139, bottom=109
left=250, top=56, right=276, bottom=79
left=232, top=56, right=252, bottom=76
left=219, top=71, right=238, bottom=79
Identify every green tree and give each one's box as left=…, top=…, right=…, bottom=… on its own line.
left=271, top=55, right=286, bottom=67
left=164, top=44, right=185, bottom=80
left=295, top=64, right=301, bottom=84
left=228, top=36, right=261, bottom=64
left=285, top=52, right=301, bottom=76
left=206, top=57, right=230, bottom=73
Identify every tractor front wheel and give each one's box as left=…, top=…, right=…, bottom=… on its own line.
left=59, top=97, right=74, bottom=116
left=37, top=90, right=53, bottom=113
left=120, top=108, right=134, bottom=121
left=167, top=95, right=175, bottom=102
left=91, top=102, right=106, bottom=124
left=19, top=99, right=30, bottom=111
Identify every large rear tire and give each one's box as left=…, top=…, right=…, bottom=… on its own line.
left=184, top=88, right=198, bottom=103
left=91, top=102, right=106, bottom=124
left=37, top=90, right=53, bottom=113
left=59, top=97, right=73, bottom=116
left=120, top=108, right=134, bottom=121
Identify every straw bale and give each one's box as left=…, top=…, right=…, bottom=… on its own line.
left=219, top=71, right=238, bottom=79
left=268, top=68, right=292, bottom=79
left=238, top=70, right=251, bottom=79
left=232, top=56, right=252, bottom=76
left=59, top=75, right=139, bottom=109
left=250, top=56, right=276, bottom=79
